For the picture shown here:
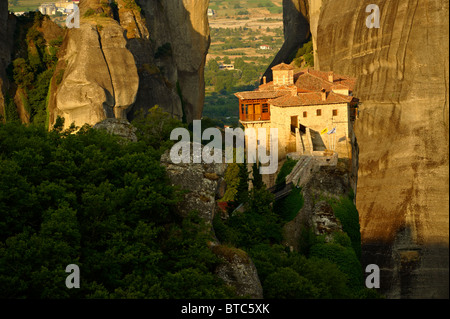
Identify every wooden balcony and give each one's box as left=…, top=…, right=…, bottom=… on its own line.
left=240, top=113, right=270, bottom=122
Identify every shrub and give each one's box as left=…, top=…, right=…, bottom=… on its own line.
left=310, top=243, right=364, bottom=292
left=264, top=268, right=319, bottom=299
left=275, top=158, right=298, bottom=190
left=83, top=8, right=96, bottom=17
left=331, top=196, right=362, bottom=258
left=274, top=186, right=304, bottom=222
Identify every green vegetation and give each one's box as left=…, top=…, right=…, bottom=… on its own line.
left=83, top=8, right=96, bottom=18
left=274, top=186, right=304, bottom=222
left=213, top=164, right=380, bottom=299
left=275, top=158, right=298, bottom=189
left=209, top=0, right=283, bottom=16
left=204, top=22, right=284, bottom=126
left=329, top=196, right=362, bottom=259
left=292, top=40, right=314, bottom=68
left=5, top=12, right=62, bottom=126
left=0, top=112, right=238, bottom=298
left=203, top=55, right=275, bottom=126
left=8, top=0, right=41, bottom=12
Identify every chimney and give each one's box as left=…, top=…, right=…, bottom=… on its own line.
left=263, top=76, right=266, bottom=85
left=328, top=71, right=334, bottom=83
left=321, top=89, right=327, bottom=101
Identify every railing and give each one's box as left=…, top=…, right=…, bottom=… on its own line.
left=240, top=113, right=270, bottom=122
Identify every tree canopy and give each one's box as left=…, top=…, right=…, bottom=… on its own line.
left=0, top=121, right=235, bottom=298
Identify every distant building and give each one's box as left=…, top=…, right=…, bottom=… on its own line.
left=39, top=3, right=57, bottom=15
left=65, top=2, right=78, bottom=14
left=207, top=8, right=216, bottom=17
left=39, top=1, right=79, bottom=16
left=219, top=64, right=235, bottom=71
left=260, top=45, right=271, bottom=50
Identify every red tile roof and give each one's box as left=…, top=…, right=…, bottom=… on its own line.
left=269, top=91, right=354, bottom=107
left=235, top=90, right=289, bottom=100
left=271, top=63, right=294, bottom=71
left=235, top=64, right=357, bottom=108
left=295, top=69, right=356, bottom=91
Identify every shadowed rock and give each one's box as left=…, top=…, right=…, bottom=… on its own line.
left=301, top=0, right=449, bottom=298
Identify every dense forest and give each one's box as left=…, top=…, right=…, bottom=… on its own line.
left=0, top=114, right=237, bottom=298
left=0, top=108, right=380, bottom=298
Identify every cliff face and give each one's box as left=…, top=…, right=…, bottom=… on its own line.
left=134, top=0, right=210, bottom=122
left=300, top=0, right=448, bottom=298
left=0, top=2, right=15, bottom=121
left=262, top=0, right=310, bottom=82
left=50, top=0, right=210, bottom=129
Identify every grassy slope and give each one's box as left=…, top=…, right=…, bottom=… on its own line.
left=8, top=0, right=43, bottom=12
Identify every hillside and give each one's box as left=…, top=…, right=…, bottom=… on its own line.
left=8, top=0, right=42, bottom=12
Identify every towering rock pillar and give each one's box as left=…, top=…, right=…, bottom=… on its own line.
left=311, top=0, right=449, bottom=298
left=262, top=0, right=310, bottom=82
left=136, top=0, right=211, bottom=123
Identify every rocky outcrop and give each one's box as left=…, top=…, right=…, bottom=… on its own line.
left=283, top=164, right=352, bottom=251
left=160, top=143, right=264, bottom=298
left=296, top=0, right=449, bottom=298
left=212, top=244, right=264, bottom=299
left=50, top=1, right=139, bottom=129
left=93, top=118, right=138, bottom=142
left=133, top=0, right=210, bottom=123
left=50, top=0, right=210, bottom=129
left=311, top=201, right=343, bottom=240
left=160, top=142, right=227, bottom=224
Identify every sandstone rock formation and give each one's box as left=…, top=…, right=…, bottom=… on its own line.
left=160, top=142, right=227, bottom=225
left=49, top=0, right=139, bottom=129
left=49, top=0, right=210, bottom=129
left=160, top=143, right=264, bottom=298
left=283, top=164, right=352, bottom=251
left=262, top=0, right=310, bottom=82
left=279, top=0, right=449, bottom=298
left=212, top=244, right=264, bottom=299
left=93, top=118, right=138, bottom=142
left=133, top=0, right=210, bottom=123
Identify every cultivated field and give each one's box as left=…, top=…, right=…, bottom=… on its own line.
left=8, top=0, right=43, bottom=12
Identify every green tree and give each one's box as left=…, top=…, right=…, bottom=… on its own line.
left=251, top=162, right=263, bottom=190
left=264, top=268, right=319, bottom=299
left=132, top=105, right=186, bottom=153
left=0, top=122, right=236, bottom=299
left=234, top=163, right=249, bottom=205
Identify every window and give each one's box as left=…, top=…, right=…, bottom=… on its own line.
left=262, top=104, right=269, bottom=113
left=303, top=111, right=307, bottom=118
left=333, top=109, right=338, bottom=116
left=317, top=109, right=322, bottom=116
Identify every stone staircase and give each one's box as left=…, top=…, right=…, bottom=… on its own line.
left=286, top=155, right=319, bottom=187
